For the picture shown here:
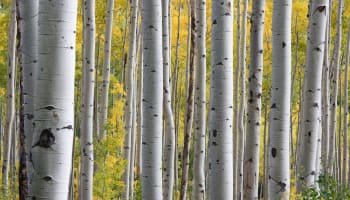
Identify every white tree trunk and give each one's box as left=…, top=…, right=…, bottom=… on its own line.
left=268, top=0, right=292, bottom=199
left=208, top=0, right=233, bottom=199
left=162, top=0, right=176, bottom=199
left=237, top=0, right=248, bottom=198
left=192, top=0, right=206, bottom=199
left=99, top=0, right=114, bottom=140
left=79, top=0, right=95, bottom=199
left=30, top=1, right=77, bottom=199
left=328, top=0, right=343, bottom=173
left=18, top=0, right=38, bottom=197
left=2, top=0, right=16, bottom=194
left=296, top=0, right=328, bottom=191
left=321, top=0, right=332, bottom=173
left=141, top=0, right=163, bottom=198
left=243, top=0, right=266, bottom=198
left=123, top=0, right=139, bottom=198
left=343, top=19, right=350, bottom=185
left=233, top=1, right=241, bottom=197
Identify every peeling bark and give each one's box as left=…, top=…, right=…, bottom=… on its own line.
left=17, top=0, right=38, bottom=198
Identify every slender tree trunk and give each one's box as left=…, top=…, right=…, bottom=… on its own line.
left=233, top=1, right=241, bottom=197
left=99, top=0, right=114, bottom=140
left=30, top=1, right=78, bottom=199
left=162, top=0, right=176, bottom=199
left=141, top=0, right=163, bottom=198
left=328, top=0, right=343, bottom=174
left=263, top=91, right=270, bottom=200
left=172, top=2, right=182, bottom=189
left=296, top=0, right=328, bottom=191
left=172, top=0, right=182, bottom=112
left=243, top=0, right=266, bottom=198
left=79, top=0, right=96, bottom=199
left=180, top=1, right=196, bottom=199
left=129, top=79, right=137, bottom=199
left=342, top=20, right=350, bottom=186
left=2, top=0, right=16, bottom=194
left=321, top=1, right=332, bottom=174
left=268, top=0, right=292, bottom=199
left=237, top=0, right=248, bottom=198
left=120, top=0, right=130, bottom=83
left=17, top=0, right=38, bottom=198
left=208, top=0, right=234, bottom=199
left=192, top=0, right=206, bottom=198
left=123, top=0, right=139, bottom=198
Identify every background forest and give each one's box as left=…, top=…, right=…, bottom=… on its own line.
left=0, top=0, right=349, bottom=199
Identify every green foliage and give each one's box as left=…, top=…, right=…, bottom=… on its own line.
left=300, top=175, right=350, bottom=200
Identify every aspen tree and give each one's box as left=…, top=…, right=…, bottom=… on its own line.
left=79, top=0, right=96, bottom=199
left=192, top=0, right=206, bottom=198
left=343, top=20, right=350, bottom=185
left=208, top=0, right=234, bottom=199
left=180, top=0, right=196, bottom=199
left=296, top=0, right=328, bottom=191
left=99, top=0, right=114, bottom=140
left=237, top=0, right=248, bottom=198
left=124, top=0, right=139, bottom=198
left=162, top=0, right=176, bottom=199
left=243, top=0, right=266, bottom=198
left=17, top=0, right=38, bottom=198
left=141, top=0, right=163, bottom=198
left=30, top=0, right=78, bottom=199
left=2, top=0, right=16, bottom=194
left=268, top=0, right=292, bottom=199
left=321, top=0, right=332, bottom=173
left=233, top=1, right=241, bottom=197
left=328, top=0, right=343, bottom=173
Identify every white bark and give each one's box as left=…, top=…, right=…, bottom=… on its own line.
left=123, top=0, right=139, bottom=198
left=208, top=0, right=233, bottom=199
left=328, top=0, right=343, bottom=173
left=237, top=0, right=248, bottom=198
left=162, top=0, right=175, bottom=199
left=343, top=19, right=350, bottom=185
left=296, top=0, right=328, bottom=191
left=233, top=1, right=241, bottom=197
left=2, top=0, right=16, bottom=194
left=79, top=0, right=95, bottom=199
left=268, top=0, right=292, bottom=199
left=129, top=80, right=137, bottom=199
left=141, top=0, right=163, bottom=198
left=243, top=0, right=266, bottom=199
left=18, top=0, right=38, bottom=197
left=31, top=1, right=77, bottom=199
left=99, top=0, right=114, bottom=140
left=192, top=0, right=206, bottom=199
left=321, top=0, right=332, bottom=173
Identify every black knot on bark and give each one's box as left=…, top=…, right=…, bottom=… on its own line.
left=271, top=148, right=277, bottom=158
left=33, top=129, right=55, bottom=148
